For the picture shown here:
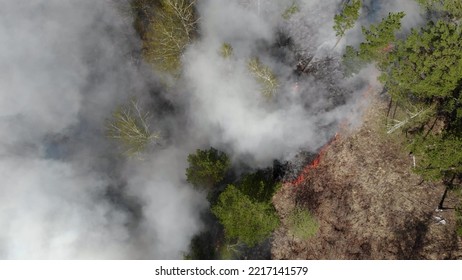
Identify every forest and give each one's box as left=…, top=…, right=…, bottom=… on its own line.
left=111, top=0, right=462, bottom=259
left=0, top=0, right=461, bottom=259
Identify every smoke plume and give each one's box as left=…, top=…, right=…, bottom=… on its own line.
left=0, top=0, right=204, bottom=259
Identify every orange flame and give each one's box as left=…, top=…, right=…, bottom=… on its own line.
left=288, top=83, right=374, bottom=187
left=289, top=133, right=339, bottom=186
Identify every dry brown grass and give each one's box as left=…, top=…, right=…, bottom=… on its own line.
left=272, top=95, right=462, bottom=259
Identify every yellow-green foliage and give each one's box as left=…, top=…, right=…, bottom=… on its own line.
left=185, top=147, right=230, bottom=189
left=220, top=43, right=233, bottom=58
left=212, top=185, right=280, bottom=247
left=342, top=12, right=404, bottom=75
left=248, top=58, right=279, bottom=98
left=106, top=99, right=158, bottom=157
left=143, top=0, right=197, bottom=74
left=282, top=2, right=300, bottom=20
left=333, top=0, right=361, bottom=37
left=287, top=206, right=318, bottom=239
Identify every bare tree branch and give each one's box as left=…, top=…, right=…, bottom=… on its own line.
left=106, top=98, right=160, bottom=157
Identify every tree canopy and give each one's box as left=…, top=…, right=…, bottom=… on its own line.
left=106, top=99, right=159, bottom=157
left=342, top=12, right=405, bottom=75
left=359, top=12, right=405, bottom=65
left=346, top=7, right=462, bottom=181
left=185, top=148, right=230, bottom=189
left=412, top=134, right=462, bottom=180
left=143, top=0, right=197, bottom=74
left=248, top=58, right=279, bottom=98
left=333, top=0, right=361, bottom=38
left=416, top=0, right=462, bottom=20
left=282, top=2, right=300, bottom=20
left=211, top=184, right=279, bottom=247
left=237, top=169, right=280, bottom=203
left=386, top=20, right=462, bottom=103
left=385, top=20, right=462, bottom=181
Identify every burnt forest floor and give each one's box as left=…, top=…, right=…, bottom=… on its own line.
left=271, top=94, right=462, bottom=260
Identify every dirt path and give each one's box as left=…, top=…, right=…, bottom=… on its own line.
left=271, top=97, right=462, bottom=259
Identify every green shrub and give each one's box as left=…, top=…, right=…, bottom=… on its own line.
left=288, top=206, right=318, bottom=239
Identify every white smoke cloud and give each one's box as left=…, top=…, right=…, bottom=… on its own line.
left=285, top=0, right=343, bottom=55
left=0, top=0, right=205, bottom=259
left=123, top=148, right=206, bottom=259
left=183, top=0, right=361, bottom=166
left=0, top=158, right=130, bottom=259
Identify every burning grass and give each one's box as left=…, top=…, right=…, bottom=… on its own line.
left=287, top=133, right=340, bottom=187
left=272, top=96, right=462, bottom=259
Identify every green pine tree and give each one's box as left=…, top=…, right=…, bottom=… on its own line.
left=342, top=12, right=405, bottom=75
left=186, top=148, right=230, bottom=189
left=412, top=134, right=462, bottom=181
left=237, top=170, right=280, bottom=203
left=359, top=12, right=405, bottom=65
left=387, top=20, right=462, bottom=101
left=416, top=0, right=462, bottom=20
left=333, top=0, right=362, bottom=47
left=383, top=20, right=462, bottom=180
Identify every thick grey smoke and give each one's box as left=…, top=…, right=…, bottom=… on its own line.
left=183, top=0, right=365, bottom=166
left=0, top=0, right=205, bottom=259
